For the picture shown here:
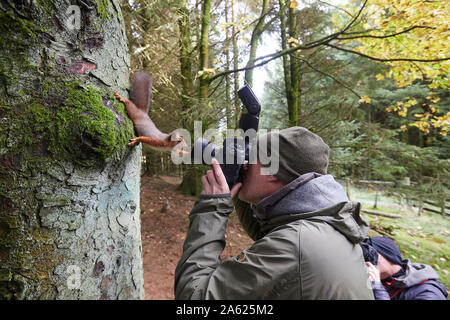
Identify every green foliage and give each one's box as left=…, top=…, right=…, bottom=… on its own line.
left=258, top=3, right=449, bottom=204
left=259, top=64, right=288, bottom=130
left=326, top=121, right=366, bottom=178
left=123, top=0, right=449, bottom=202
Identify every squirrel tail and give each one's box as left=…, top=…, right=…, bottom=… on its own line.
left=130, top=71, right=152, bottom=113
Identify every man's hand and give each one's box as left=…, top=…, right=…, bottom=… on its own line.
left=201, top=158, right=242, bottom=198
left=365, top=262, right=381, bottom=283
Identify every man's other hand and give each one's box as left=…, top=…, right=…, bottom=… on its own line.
left=201, top=158, right=242, bottom=197
left=365, top=262, right=381, bottom=283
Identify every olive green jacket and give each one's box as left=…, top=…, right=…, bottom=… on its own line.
left=174, top=194, right=374, bottom=300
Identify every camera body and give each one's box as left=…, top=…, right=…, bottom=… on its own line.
left=360, top=239, right=379, bottom=266
left=192, top=84, right=261, bottom=189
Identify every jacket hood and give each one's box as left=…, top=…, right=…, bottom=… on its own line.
left=388, top=259, right=441, bottom=288
left=254, top=173, right=369, bottom=244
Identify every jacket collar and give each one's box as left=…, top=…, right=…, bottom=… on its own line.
left=383, top=259, right=440, bottom=288
left=248, top=173, right=369, bottom=244
left=254, top=172, right=321, bottom=219
left=253, top=172, right=349, bottom=221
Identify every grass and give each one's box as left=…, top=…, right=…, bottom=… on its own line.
left=346, top=184, right=450, bottom=292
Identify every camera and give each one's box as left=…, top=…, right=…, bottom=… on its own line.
left=360, top=238, right=379, bottom=266
left=191, top=84, right=261, bottom=189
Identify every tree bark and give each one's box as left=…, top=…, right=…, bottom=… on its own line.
left=279, top=0, right=302, bottom=126
left=177, top=0, right=196, bottom=132
left=288, top=5, right=300, bottom=126
left=0, top=0, right=144, bottom=299
left=232, top=0, right=240, bottom=128
left=198, top=0, right=212, bottom=102
left=279, top=0, right=291, bottom=118
left=244, top=0, right=269, bottom=86
left=225, top=0, right=232, bottom=128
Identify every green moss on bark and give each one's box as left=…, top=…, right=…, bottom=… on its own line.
left=0, top=10, right=47, bottom=41
left=50, top=81, right=133, bottom=161
left=0, top=191, right=64, bottom=299
left=1, top=80, right=134, bottom=167
left=95, top=0, right=110, bottom=21
left=36, top=0, right=55, bottom=14
left=0, top=9, right=48, bottom=102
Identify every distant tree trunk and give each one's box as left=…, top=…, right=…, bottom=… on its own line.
left=198, top=0, right=212, bottom=102
left=225, top=0, right=232, bottom=128
left=177, top=0, right=196, bottom=192
left=232, top=0, right=241, bottom=128
left=245, top=0, right=269, bottom=86
left=287, top=3, right=300, bottom=126
left=0, top=0, right=144, bottom=299
left=144, top=149, right=157, bottom=176
left=279, top=0, right=300, bottom=127
left=178, top=0, right=195, bottom=127
left=179, top=0, right=212, bottom=196
left=279, top=0, right=291, bottom=120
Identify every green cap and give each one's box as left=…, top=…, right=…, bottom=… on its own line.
left=257, top=126, right=330, bottom=183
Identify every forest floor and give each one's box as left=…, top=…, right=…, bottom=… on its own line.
left=140, top=174, right=253, bottom=300
left=140, top=174, right=449, bottom=299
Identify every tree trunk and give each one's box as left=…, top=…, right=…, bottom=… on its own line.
left=287, top=4, right=300, bottom=126
left=232, top=0, right=240, bottom=128
left=279, top=0, right=291, bottom=120
left=179, top=0, right=212, bottom=197
left=198, top=0, right=212, bottom=102
left=225, top=0, right=232, bottom=128
left=244, top=0, right=269, bottom=86
left=279, top=0, right=300, bottom=127
left=178, top=0, right=195, bottom=128
left=0, top=0, right=144, bottom=299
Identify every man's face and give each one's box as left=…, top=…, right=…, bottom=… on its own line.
left=238, top=161, right=285, bottom=205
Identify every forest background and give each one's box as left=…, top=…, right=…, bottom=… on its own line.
left=123, top=0, right=449, bottom=202
left=122, top=0, right=449, bottom=293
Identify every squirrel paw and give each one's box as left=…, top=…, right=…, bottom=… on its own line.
left=114, top=91, right=127, bottom=103
left=128, top=138, right=140, bottom=147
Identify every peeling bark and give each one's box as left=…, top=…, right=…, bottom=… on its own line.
left=0, top=0, right=144, bottom=299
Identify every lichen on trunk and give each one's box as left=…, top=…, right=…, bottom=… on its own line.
left=0, top=0, right=144, bottom=299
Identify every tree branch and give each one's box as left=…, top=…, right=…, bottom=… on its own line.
left=337, top=25, right=435, bottom=40
left=340, top=0, right=368, bottom=34
left=208, top=0, right=369, bottom=83
left=297, top=57, right=362, bottom=99
left=318, top=0, right=354, bottom=18
left=207, top=0, right=447, bottom=84
left=326, top=43, right=450, bottom=63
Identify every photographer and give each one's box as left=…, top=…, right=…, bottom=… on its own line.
left=174, top=127, right=374, bottom=300
left=362, top=236, right=448, bottom=300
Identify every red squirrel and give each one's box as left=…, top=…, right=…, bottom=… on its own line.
left=114, top=71, right=188, bottom=154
